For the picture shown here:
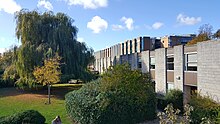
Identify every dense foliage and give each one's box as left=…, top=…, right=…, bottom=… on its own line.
left=14, top=9, right=94, bottom=86
left=0, top=110, right=45, bottom=124
left=33, top=56, right=61, bottom=86
left=157, top=89, right=183, bottom=112
left=65, top=64, right=156, bottom=124
left=0, top=47, right=18, bottom=87
left=190, top=94, right=220, bottom=123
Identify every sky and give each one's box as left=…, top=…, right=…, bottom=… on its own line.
left=0, top=0, right=220, bottom=53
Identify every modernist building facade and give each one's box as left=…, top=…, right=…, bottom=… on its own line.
left=94, top=36, right=220, bottom=103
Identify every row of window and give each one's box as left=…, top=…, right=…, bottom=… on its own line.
left=121, top=38, right=144, bottom=55
left=150, top=53, right=197, bottom=71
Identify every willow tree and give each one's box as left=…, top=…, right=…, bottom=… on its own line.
left=15, top=9, right=94, bottom=86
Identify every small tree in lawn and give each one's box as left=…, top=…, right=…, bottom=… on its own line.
left=33, top=56, right=61, bottom=104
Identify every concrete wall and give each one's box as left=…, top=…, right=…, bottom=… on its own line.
left=174, top=45, right=184, bottom=91
left=141, top=51, right=150, bottom=73
left=197, top=40, right=220, bottom=102
left=131, top=53, right=138, bottom=70
left=155, top=48, right=167, bottom=94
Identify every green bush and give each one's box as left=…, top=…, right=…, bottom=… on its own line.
left=157, top=89, right=183, bottom=112
left=65, top=64, right=156, bottom=124
left=165, top=89, right=183, bottom=111
left=190, top=94, right=220, bottom=124
left=0, top=110, right=46, bottom=124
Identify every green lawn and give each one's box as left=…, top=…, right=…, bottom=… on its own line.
left=0, top=84, right=83, bottom=124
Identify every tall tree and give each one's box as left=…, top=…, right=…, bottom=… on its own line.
left=187, top=24, right=213, bottom=45
left=15, top=10, right=94, bottom=85
left=33, top=56, right=61, bottom=104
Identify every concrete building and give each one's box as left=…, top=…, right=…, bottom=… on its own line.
left=161, top=35, right=195, bottom=48
left=94, top=36, right=220, bottom=103
left=94, top=36, right=152, bottom=72
left=142, top=40, right=220, bottom=103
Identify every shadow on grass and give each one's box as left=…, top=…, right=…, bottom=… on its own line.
left=0, top=84, right=83, bottom=100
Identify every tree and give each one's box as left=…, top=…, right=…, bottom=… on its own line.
left=214, top=29, right=220, bottom=39
left=33, top=56, right=61, bottom=104
left=198, top=24, right=213, bottom=38
left=15, top=10, right=94, bottom=86
left=187, top=24, right=213, bottom=45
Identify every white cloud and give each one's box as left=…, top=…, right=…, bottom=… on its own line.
left=112, top=24, right=124, bottom=31
left=0, top=0, right=21, bottom=14
left=37, top=0, right=53, bottom=10
left=77, top=37, right=84, bottom=42
left=120, top=16, right=134, bottom=30
left=87, top=16, right=108, bottom=33
left=112, top=16, right=135, bottom=31
left=152, top=22, right=164, bottom=29
left=177, top=13, right=201, bottom=25
left=0, top=48, right=6, bottom=54
left=66, top=0, right=108, bottom=9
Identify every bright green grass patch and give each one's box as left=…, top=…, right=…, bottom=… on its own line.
left=52, top=83, right=83, bottom=88
left=0, top=86, right=82, bottom=124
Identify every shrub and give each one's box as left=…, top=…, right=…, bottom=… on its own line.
left=165, top=89, right=183, bottom=111
left=0, top=110, right=46, bottom=124
left=157, top=89, right=183, bottom=112
left=190, top=94, right=220, bottom=124
left=65, top=64, right=156, bottom=124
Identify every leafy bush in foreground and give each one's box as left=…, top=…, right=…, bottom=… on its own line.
left=0, top=110, right=46, bottom=124
left=190, top=94, right=220, bottom=124
left=65, top=64, right=156, bottom=124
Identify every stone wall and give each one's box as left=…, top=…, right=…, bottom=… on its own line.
left=174, top=45, right=184, bottom=91
left=155, top=48, right=167, bottom=94
left=197, top=40, right=220, bottom=102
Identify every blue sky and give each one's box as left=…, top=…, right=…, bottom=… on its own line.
left=0, top=0, right=220, bottom=53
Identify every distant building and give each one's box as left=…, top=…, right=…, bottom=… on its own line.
left=94, top=35, right=220, bottom=103
left=161, top=34, right=195, bottom=48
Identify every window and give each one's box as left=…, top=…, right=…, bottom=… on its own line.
left=138, top=54, right=142, bottom=68
left=130, top=40, right=132, bottom=54
left=150, top=57, right=155, bottom=69
left=167, top=83, right=174, bottom=91
left=122, top=43, right=124, bottom=55
left=135, top=39, right=137, bottom=52
left=126, top=42, right=128, bottom=54
left=185, top=53, right=197, bottom=71
left=141, top=38, right=144, bottom=51
left=167, top=56, right=174, bottom=70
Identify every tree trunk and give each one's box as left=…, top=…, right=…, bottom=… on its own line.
left=48, top=84, right=51, bottom=104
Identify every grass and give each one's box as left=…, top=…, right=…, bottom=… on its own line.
left=0, top=83, right=83, bottom=124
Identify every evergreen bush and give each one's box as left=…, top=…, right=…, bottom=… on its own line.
left=0, top=110, right=46, bottom=124
left=65, top=64, right=156, bottom=124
